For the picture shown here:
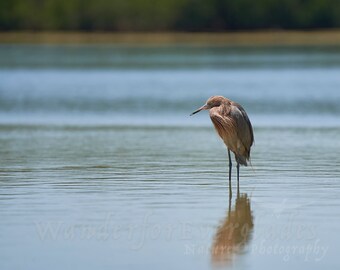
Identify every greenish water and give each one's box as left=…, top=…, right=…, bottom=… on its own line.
left=0, top=44, right=340, bottom=270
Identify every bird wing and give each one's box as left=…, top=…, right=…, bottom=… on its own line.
left=230, top=102, right=254, bottom=152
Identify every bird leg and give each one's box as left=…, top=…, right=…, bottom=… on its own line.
left=228, top=191, right=232, bottom=213
left=236, top=162, right=240, bottom=197
left=228, top=149, right=232, bottom=197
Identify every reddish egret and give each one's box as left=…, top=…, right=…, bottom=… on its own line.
left=191, top=96, right=254, bottom=193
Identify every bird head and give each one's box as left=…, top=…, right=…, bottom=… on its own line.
left=190, top=96, right=225, bottom=115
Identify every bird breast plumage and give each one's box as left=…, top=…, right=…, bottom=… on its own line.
left=209, top=107, right=238, bottom=150
left=209, top=103, right=252, bottom=164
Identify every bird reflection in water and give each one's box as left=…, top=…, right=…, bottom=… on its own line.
left=211, top=189, right=254, bottom=266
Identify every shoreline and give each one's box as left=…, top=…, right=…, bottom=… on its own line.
left=1, top=30, right=340, bottom=46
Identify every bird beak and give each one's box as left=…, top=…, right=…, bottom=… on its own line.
left=190, top=104, right=209, bottom=116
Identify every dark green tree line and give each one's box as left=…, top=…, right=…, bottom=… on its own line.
left=0, top=0, right=339, bottom=31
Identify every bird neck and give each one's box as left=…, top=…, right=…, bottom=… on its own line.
left=219, top=100, right=231, bottom=115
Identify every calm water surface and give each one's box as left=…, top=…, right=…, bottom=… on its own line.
left=0, top=44, right=340, bottom=270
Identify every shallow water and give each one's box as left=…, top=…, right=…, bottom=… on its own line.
left=0, top=44, right=340, bottom=269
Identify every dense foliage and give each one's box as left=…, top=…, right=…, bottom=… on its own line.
left=1, top=0, right=339, bottom=31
